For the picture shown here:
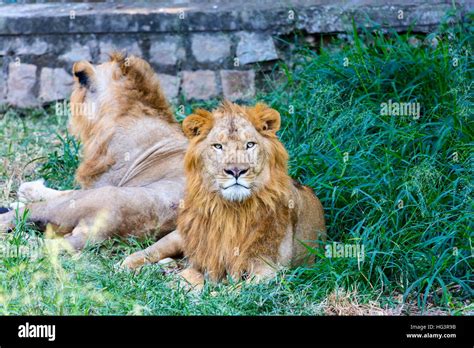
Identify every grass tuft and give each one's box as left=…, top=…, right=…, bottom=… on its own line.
left=262, top=15, right=473, bottom=310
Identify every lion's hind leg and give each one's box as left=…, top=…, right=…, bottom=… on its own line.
left=0, top=209, right=14, bottom=233
left=18, top=179, right=73, bottom=203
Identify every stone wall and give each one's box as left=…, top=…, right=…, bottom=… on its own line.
left=0, top=0, right=471, bottom=107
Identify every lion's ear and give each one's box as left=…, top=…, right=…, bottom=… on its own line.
left=72, top=61, right=95, bottom=88
left=182, top=109, right=214, bottom=139
left=248, top=103, right=281, bottom=135
left=107, top=52, right=132, bottom=78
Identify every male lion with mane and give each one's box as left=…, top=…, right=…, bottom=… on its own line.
left=121, top=101, right=326, bottom=287
left=0, top=53, right=187, bottom=249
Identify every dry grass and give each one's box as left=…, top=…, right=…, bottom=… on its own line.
left=321, top=287, right=465, bottom=316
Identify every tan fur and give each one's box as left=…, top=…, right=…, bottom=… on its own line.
left=121, top=102, right=326, bottom=285
left=69, top=53, right=179, bottom=188
left=1, top=53, right=187, bottom=249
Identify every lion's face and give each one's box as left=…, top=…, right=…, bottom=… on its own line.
left=183, top=102, right=287, bottom=202
left=199, top=114, right=268, bottom=202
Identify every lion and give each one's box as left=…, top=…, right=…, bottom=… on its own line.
left=121, top=101, right=326, bottom=287
left=0, top=53, right=188, bottom=250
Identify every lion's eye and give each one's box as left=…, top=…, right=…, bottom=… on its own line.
left=212, top=144, right=223, bottom=150
left=246, top=142, right=256, bottom=149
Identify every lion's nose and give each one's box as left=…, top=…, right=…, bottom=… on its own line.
left=224, top=167, right=249, bottom=179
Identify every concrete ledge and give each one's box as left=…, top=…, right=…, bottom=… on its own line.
left=0, top=0, right=471, bottom=35
left=0, top=0, right=472, bottom=107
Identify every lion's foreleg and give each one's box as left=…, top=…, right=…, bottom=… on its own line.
left=121, top=229, right=184, bottom=270
left=178, top=268, right=205, bottom=290
left=247, top=258, right=278, bottom=283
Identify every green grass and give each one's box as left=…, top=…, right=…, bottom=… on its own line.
left=0, top=13, right=472, bottom=315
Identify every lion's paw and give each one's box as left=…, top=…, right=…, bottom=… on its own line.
left=177, top=268, right=205, bottom=291
left=18, top=179, right=48, bottom=203
left=9, top=202, right=25, bottom=210
left=0, top=211, right=15, bottom=233
left=120, top=251, right=147, bottom=271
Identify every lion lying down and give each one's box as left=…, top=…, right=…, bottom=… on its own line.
left=122, top=101, right=326, bottom=286
left=0, top=53, right=187, bottom=249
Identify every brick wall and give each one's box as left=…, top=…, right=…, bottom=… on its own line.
left=0, top=0, right=471, bottom=107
